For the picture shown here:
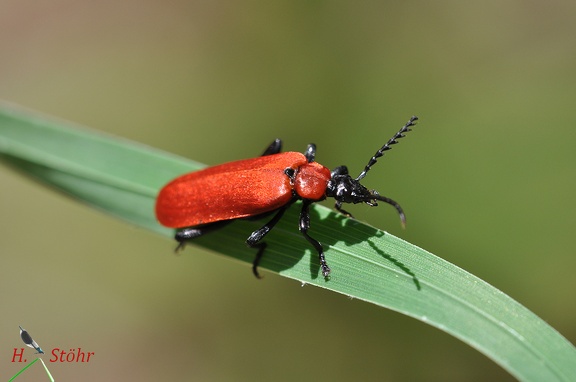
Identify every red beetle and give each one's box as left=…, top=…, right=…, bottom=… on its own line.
left=156, top=116, right=418, bottom=278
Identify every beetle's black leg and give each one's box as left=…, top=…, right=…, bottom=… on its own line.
left=299, top=200, right=331, bottom=278
left=174, top=221, right=232, bottom=251
left=249, top=242, right=267, bottom=279
left=246, top=201, right=295, bottom=278
left=262, top=139, right=282, bottom=156
left=334, top=201, right=354, bottom=219
left=304, top=143, right=316, bottom=163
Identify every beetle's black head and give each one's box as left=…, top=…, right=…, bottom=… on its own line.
left=325, top=174, right=406, bottom=227
left=326, top=174, right=370, bottom=204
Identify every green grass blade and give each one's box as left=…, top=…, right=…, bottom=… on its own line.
left=1, top=103, right=575, bottom=381
left=8, top=358, right=39, bottom=381
left=39, top=358, right=55, bottom=382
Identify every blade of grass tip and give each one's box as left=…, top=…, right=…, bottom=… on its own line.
left=39, top=358, right=55, bottom=382
left=8, top=358, right=39, bottom=381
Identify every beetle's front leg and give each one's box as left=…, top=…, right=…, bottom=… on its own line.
left=299, top=200, right=331, bottom=278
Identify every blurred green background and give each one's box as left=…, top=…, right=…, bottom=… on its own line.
left=1, top=1, right=575, bottom=381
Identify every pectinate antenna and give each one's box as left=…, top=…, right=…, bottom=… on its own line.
left=356, top=116, right=418, bottom=181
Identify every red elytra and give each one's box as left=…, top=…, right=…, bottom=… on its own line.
left=156, top=152, right=331, bottom=228
left=155, top=116, right=418, bottom=278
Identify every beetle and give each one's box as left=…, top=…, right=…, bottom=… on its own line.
left=156, top=116, right=418, bottom=278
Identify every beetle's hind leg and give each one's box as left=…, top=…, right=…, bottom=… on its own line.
left=174, top=221, right=232, bottom=252
left=248, top=242, right=267, bottom=279
left=246, top=204, right=292, bottom=278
